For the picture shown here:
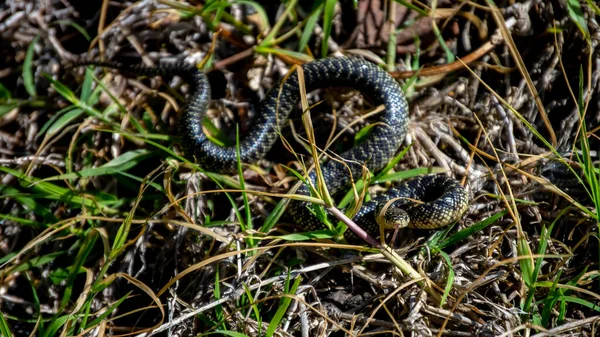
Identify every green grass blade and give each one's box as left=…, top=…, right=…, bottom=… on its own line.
left=214, top=267, right=225, bottom=330
left=0, top=311, right=13, bottom=337
left=39, top=149, right=152, bottom=182
left=236, top=125, right=253, bottom=243
left=374, top=167, right=444, bottom=184
left=0, top=185, right=57, bottom=222
left=85, top=293, right=130, bottom=329
left=243, top=284, right=262, bottom=336
left=55, top=20, right=91, bottom=40
left=540, top=270, right=562, bottom=326
left=517, top=233, right=534, bottom=288
left=234, top=0, right=269, bottom=33
left=298, top=3, right=324, bottom=52
left=0, top=88, right=19, bottom=118
left=43, top=74, right=110, bottom=124
left=0, top=253, right=17, bottom=266
left=276, top=229, right=336, bottom=241
left=38, top=106, right=80, bottom=136
left=393, top=0, right=427, bottom=16
left=60, top=230, right=98, bottom=311
left=436, top=210, right=507, bottom=251
left=260, top=195, right=290, bottom=234
left=438, top=251, right=455, bottom=307
left=321, top=0, right=336, bottom=57
left=586, top=0, right=600, bottom=15
left=523, top=207, right=568, bottom=312
left=298, top=4, right=323, bottom=53
left=26, top=273, right=41, bottom=321
left=566, top=0, right=590, bottom=40
left=42, top=314, right=71, bottom=337
left=79, top=67, right=95, bottom=102
left=562, top=296, right=600, bottom=313
left=261, top=0, right=298, bottom=46
left=212, top=1, right=226, bottom=27
left=117, top=171, right=165, bottom=193
left=202, top=117, right=233, bottom=146
left=260, top=164, right=307, bottom=234
left=0, top=213, right=41, bottom=227
left=431, top=22, right=455, bottom=64
left=209, top=331, right=250, bottom=337
left=255, top=46, right=313, bottom=62
left=23, top=35, right=39, bottom=97
left=0, top=82, right=10, bottom=99
left=44, top=74, right=79, bottom=105
left=266, top=275, right=302, bottom=337
left=373, top=144, right=411, bottom=179
left=0, top=167, right=118, bottom=213
left=2, top=251, right=64, bottom=276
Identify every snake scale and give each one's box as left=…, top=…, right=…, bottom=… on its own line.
left=79, top=57, right=469, bottom=242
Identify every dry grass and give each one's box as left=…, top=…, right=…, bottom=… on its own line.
left=1, top=0, right=600, bottom=336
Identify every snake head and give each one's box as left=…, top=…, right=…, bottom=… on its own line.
left=375, top=200, right=410, bottom=230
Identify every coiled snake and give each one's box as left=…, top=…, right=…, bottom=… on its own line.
left=79, top=57, right=469, bottom=242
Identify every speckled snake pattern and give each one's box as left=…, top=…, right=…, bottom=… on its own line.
left=80, top=57, right=469, bottom=241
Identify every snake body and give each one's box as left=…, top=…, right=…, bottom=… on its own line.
left=80, top=57, right=469, bottom=241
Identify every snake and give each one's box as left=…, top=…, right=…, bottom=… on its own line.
left=78, top=57, right=469, bottom=242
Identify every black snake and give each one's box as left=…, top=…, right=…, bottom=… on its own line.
left=77, top=57, right=469, bottom=242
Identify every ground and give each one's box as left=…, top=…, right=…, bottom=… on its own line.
left=1, top=0, right=600, bottom=336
